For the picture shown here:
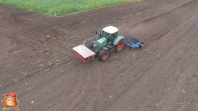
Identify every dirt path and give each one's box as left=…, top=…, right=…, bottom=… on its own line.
left=0, top=0, right=198, bottom=111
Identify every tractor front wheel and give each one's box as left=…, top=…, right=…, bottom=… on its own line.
left=115, top=39, right=125, bottom=52
left=98, top=49, right=109, bottom=61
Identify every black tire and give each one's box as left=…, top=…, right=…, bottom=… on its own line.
left=88, top=43, right=92, bottom=50
left=98, top=49, right=110, bottom=61
left=115, top=39, right=125, bottom=52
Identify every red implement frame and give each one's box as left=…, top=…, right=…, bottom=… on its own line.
left=74, top=51, right=92, bottom=63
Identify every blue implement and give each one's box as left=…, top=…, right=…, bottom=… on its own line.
left=125, top=39, right=146, bottom=48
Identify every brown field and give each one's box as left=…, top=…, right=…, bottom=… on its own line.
left=0, top=0, right=198, bottom=111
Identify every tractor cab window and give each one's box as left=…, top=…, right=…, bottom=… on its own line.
left=103, top=31, right=115, bottom=37
left=102, top=31, right=118, bottom=43
left=112, top=32, right=117, bottom=39
left=101, top=31, right=110, bottom=38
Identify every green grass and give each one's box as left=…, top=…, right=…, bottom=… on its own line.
left=0, top=0, right=138, bottom=16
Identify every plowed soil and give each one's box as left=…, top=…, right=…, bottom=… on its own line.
left=1, top=0, right=198, bottom=111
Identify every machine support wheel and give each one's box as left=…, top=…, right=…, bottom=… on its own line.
left=115, top=39, right=125, bottom=52
left=98, top=49, right=110, bottom=61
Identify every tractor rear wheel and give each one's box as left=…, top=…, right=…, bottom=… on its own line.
left=115, top=39, right=125, bottom=52
left=98, top=49, right=109, bottom=61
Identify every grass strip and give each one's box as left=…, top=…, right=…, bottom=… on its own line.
left=0, top=0, right=138, bottom=16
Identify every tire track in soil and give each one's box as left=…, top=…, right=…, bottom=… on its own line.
left=0, top=53, right=76, bottom=93
left=128, top=0, right=198, bottom=41
left=37, top=61, right=102, bottom=110
left=122, top=44, right=198, bottom=111
left=166, top=19, right=198, bottom=111
left=59, top=64, right=92, bottom=111
left=0, top=54, right=80, bottom=108
left=42, top=64, right=88, bottom=111
left=22, top=67, right=82, bottom=110
left=135, top=38, right=197, bottom=111
left=70, top=61, right=108, bottom=111
left=104, top=8, right=198, bottom=111
left=161, top=26, right=198, bottom=111
left=106, top=0, right=198, bottom=83
left=105, top=40, right=178, bottom=110
left=1, top=58, right=79, bottom=91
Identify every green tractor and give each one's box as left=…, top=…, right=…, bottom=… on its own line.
left=73, top=26, right=125, bottom=62
left=89, top=26, right=125, bottom=60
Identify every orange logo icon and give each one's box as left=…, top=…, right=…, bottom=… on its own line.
left=1, top=93, right=19, bottom=110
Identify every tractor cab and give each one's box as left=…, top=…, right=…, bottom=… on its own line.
left=101, top=26, right=119, bottom=43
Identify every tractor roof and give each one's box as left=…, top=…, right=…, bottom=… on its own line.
left=102, top=26, right=119, bottom=34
